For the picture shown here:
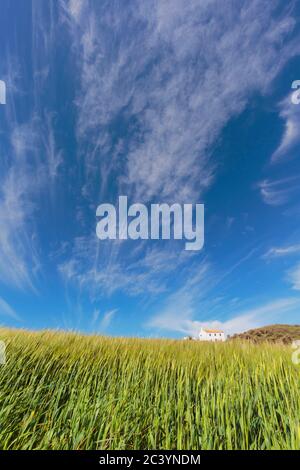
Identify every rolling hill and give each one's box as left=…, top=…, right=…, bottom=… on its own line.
left=230, top=324, right=300, bottom=344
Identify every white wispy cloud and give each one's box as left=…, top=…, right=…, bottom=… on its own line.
left=91, top=308, right=100, bottom=325
left=0, top=296, right=21, bottom=321
left=10, top=121, right=38, bottom=158
left=58, top=235, right=198, bottom=298
left=258, top=176, right=300, bottom=206
left=263, top=244, right=300, bottom=259
left=0, top=131, right=41, bottom=291
left=271, top=94, right=300, bottom=163
left=287, top=263, right=300, bottom=290
left=99, top=309, right=118, bottom=331
left=90, top=307, right=118, bottom=331
left=68, top=0, right=84, bottom=22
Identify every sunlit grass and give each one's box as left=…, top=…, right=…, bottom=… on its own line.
left=0, top=327, right=299, bottom=450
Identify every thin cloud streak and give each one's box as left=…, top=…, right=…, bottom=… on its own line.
left=99, top=309, right=118, bottom=331
left=258, top=176, right=300, bottom=206
left=264, top=244, right=300, bottom=259
left=0, top=296, right=21, bottom=321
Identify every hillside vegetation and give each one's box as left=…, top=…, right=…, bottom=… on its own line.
left=230, top=324, right=300, bottom=344
left=0, top=327, right=299, bottom=450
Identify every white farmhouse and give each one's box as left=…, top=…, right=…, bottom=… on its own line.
left=198, top=328, right=226, bottom=342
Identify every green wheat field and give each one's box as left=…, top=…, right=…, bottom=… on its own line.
left=0, top=327, right=299, bottom=450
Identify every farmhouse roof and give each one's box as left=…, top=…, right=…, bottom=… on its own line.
left=203, top=328, right=224, bottom=333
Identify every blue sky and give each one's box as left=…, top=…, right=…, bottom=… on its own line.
left=0, top=0, right=300, bottom=338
